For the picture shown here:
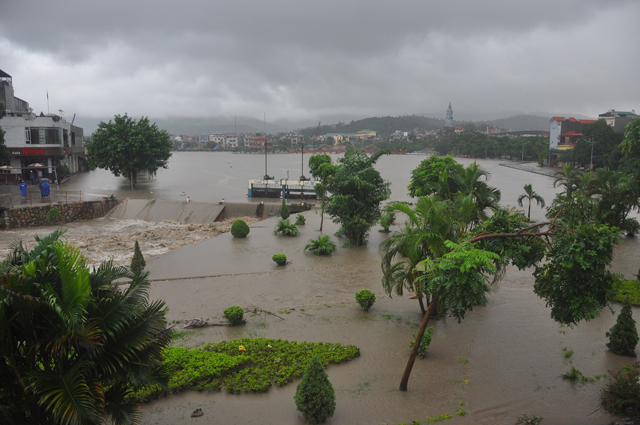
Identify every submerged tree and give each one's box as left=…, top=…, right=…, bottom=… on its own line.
left=309, top=149, right=390, bottom=246
left=131, top=239, right=146, bottom=273
left=87, top=114, right=172, bottom=187
left=0, top=230, right=170, bottom=425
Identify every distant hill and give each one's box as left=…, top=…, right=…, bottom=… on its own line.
left=299, top=115, right=444, bottom=136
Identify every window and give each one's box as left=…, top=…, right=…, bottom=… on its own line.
left=29, top=127, right=61, bottom=144
left=25, top=127, right=31, bottom=143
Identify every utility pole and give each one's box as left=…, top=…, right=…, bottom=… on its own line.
left=589, top=137, right=595, bottom=171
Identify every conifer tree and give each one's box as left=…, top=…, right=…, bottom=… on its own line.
left=294, top=356, right=336, bottom=424
left=131, top=240, right=146, bottom=274
left=280, top=198, right=291, bottom=220
left=606, top=300, right=639, bottom=357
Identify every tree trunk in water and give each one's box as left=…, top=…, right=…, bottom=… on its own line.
left=417, top=296, right=426, bottom=316
left=528, top=200, right=531, bottom=220
left=399, top=300, right=437, bottom=391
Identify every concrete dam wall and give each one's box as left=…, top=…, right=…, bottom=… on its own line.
left=106, top=199, right=289, bottom=224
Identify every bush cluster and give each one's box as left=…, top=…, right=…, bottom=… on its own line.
left=231, top=219, right=250, bottom=238
left=355, top=289, right=376, bottom=311
left=295, top=214, right=306, bottom=225
left=129, top=338, right=360, bottom=401
left=223, top=306, right=245, bottom=325
left=274, top=219, right=299, bottom=236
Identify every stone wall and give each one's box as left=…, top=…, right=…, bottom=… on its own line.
left=1, top=199, right=121, bottom=229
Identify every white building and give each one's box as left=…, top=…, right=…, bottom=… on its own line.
left=1, top=69, right=85, bottom=182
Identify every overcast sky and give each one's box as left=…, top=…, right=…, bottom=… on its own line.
left=1, top=1, right=638, bottom=127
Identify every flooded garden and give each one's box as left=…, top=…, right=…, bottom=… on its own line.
left=2, top=152, right=639, bottom=424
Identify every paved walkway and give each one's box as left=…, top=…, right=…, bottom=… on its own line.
left=499, top=161, right=558, bottom=178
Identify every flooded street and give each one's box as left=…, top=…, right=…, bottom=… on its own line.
left=3, top=152, right=640, bottom=424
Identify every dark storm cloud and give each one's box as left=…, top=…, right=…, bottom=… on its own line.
left=1, top=1, right=638, bottom=125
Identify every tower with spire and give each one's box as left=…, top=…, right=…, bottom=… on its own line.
left=445, top=102, right=454, bottom=127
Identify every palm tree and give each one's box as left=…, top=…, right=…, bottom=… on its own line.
left=0, top=230, right=169, bottom=425
left=517, top=184, right=546, bottom=220
left=379, top=197, right=458, bottom=314
left=274, top=219, right=300, bottom=236
left=453, top=161, right=501, bottom=222
left=553, top=165, right=583, bottom=195
left=304, top=235, right=337, bottom=255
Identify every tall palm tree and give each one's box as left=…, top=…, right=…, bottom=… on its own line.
left=517, top=184, right=546, bottom=220
left=453, top=161, right=501, bottom=222
left=0, top=231, right=169, bottom=425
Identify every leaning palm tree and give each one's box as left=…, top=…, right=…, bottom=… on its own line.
left=0, top=231, right=169, bottom=425
left=379, top=196, right=457, bottom=314
left=517, top=184, right=546, bottom=220
left=553, top=165, right=583, bottom=195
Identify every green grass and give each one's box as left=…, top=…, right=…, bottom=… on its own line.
left=613, top=279, right=640, bottom=305
left=130, top=338, right=360, bottom=401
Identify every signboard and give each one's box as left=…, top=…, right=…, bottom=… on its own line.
left=10, top=146, right=64, bottom=156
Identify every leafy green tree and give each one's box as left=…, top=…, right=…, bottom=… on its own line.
left=517, top=184, right=545, bottom=220
left=309, top=149, right=390, bottom=246
left=87, top=114, right=172, bottom=186
left=408, top=155, right=463, bottom=198
left=355, top=289, right=376, bottom=311
left=606, top=300, right=639, bottom=357
left=294, top=356, right=336, bottom=424
left=131, top=240, right=146, bottom=273
left=304, top=235, right=337, bottom=256
left=0, top=230, right=169, bottom=425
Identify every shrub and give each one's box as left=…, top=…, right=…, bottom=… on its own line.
left=602, top=362, right=640, bottom=416
left=45, top=207, right=64, bottom=225
left=409, top=326, right=434, bottom=359
left=295, top=214, right=306, bottom=225
left=231, top=219, right=250, bottom=238
left=355, top=289, right=376, bottom=311
left=606, top=299, right=639, bottom=357
left=223, top=306, right=245, bottom=325
left=280, top=198, right=290, bottom=220
left=272, top=254, right=287, bottom=266
left=274, top=219, right=299, bottom=236
left=304, top=235, right=337, bottom=256
left=131, top=240, right=146, bottom=273
left=294, top=356, right=336, bottom=424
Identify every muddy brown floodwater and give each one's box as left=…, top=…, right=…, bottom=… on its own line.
left=2, top=153, right=639, bottom=425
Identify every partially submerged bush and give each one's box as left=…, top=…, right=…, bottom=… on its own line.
left=606, top=299, right=639, bottom=357
left=294, top=356, right=336, bottom=424
left=602, top=362, right=640, bottom=416
left=274, top=219, right=299, bottom=236
left=409, top=326, right=434, bottom=359
left=223, top=306, right=245, bottom=325
left=272, top=254, right=287, bottom=266
left=231, top=219, right=250, bottom=238
left=280, top=198, right=290, bottom=220
left=295, top=214, right=306, bottom=225
left=355, top=289, right=376, bottom=311
left=304, top=235, right=337, bottom=256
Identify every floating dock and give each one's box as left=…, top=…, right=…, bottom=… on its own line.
left=248, top=179, right=318, bottom=199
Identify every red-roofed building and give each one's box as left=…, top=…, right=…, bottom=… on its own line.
left=549, top=116, right=595, bottom=166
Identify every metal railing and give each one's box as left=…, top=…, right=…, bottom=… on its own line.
left=0, top=190, right=85, bottom=209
